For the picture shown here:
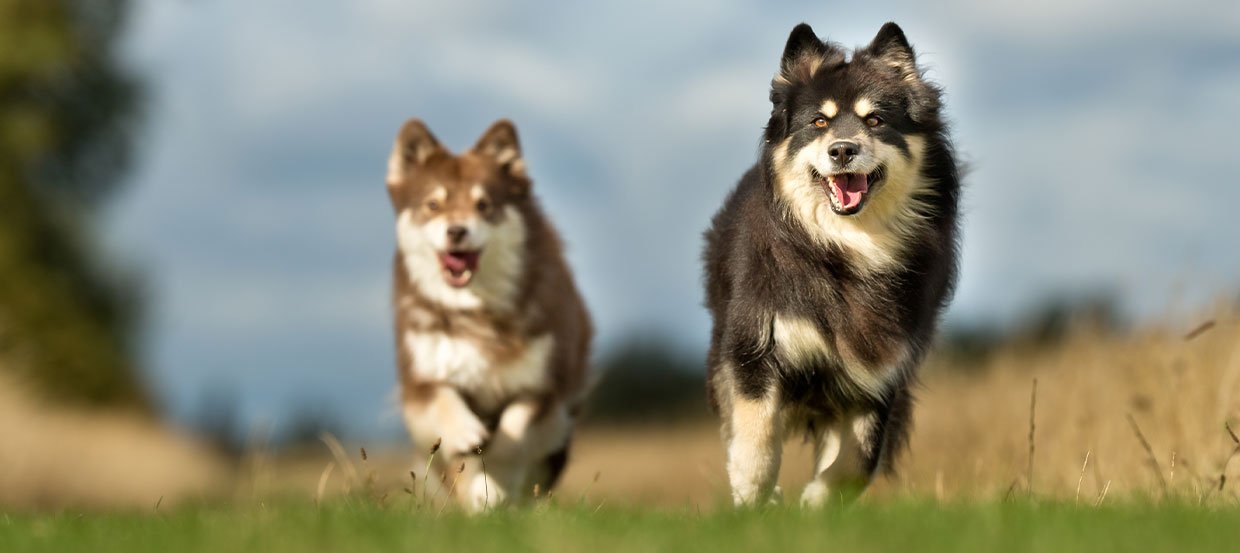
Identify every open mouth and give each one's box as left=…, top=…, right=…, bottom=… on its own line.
left=811, top=166, right=885, bottom=216
left=438, top=250, right=481, bottom=287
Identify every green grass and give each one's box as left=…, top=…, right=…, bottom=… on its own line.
left=2, top=499, right=1237, bottom=553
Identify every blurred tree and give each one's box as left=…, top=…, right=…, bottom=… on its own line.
left=0, top=0, right=145, bottom=407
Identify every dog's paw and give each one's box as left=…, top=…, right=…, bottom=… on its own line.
left=800, top=481, right=828, bottom=507
left=467, top=473, right=507, bottom=513
left=770, top=485, right=784, bottom=504
left=439, top=414, right=490, bottom=457
left=731, top=484, right=783, bottom=507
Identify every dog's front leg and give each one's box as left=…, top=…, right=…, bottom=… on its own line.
left=723, top=384, right=783, bottom=506
left=476, top=397, right=571, bottom=504
left=402, top=384, right=489, bottom=459
left=490, top=397, right=571, bottom=460
left=800, top=412, right=874, bottom=507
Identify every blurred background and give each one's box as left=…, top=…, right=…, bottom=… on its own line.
left=2, top=0, right=1238, bottom=508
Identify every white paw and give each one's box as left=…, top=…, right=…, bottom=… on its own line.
left=731, top=484, right=781, bottom=506
left=771, top=485, right=784, bottom=505
left=801, top=481, right=829, bottom=507
left=467, top=473, right=507, bottom=512
left=440, top=414, right=489, bottom=457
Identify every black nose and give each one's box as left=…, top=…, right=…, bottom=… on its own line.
left=828, top=141, right=860, bottom=166
left=446, top=226, right=468, bottom=244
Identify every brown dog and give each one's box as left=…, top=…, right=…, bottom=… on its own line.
left=385, top=119, right=591, bottom=511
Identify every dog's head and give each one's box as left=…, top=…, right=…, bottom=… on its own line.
left=386, top=119, right=530, bottom=290
left=766, top=22, right=942, bottom=217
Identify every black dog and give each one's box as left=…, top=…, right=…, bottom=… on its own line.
left=703, top=22, right=961, bottom=506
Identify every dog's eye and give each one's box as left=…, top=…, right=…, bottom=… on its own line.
left=476, top=199, right=491, bottom=213
left=865, top=115, right=884, bottom=128
left=812, top=116, right=829, bottom=128
left=426, top=199, right=440, bottom=211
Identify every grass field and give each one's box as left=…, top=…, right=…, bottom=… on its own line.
left=1, top=307, right=1237, bottom=551
left=259, top=308, right=1240, bottom=508
left=3, top=499, right=1238, bottom=553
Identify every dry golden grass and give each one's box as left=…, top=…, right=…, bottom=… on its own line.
left=898, top=308, right=1240, bottom=503
left=257, top=308, right=1240, bottom=509
left=7, top=307, right=1235, bottom=511
left=0, top=374, right=228, bottom=510
left=557, top=307, right=1240, bottom=506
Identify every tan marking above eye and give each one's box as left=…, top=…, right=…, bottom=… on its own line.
left=821, top=99, right=839, bottom=118
left=853, top=98, right=875, bottom=117
left=425, top=185, right=447, bottom=211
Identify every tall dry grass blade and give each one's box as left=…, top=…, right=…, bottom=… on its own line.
left=319, top=432, right=359, bottom=492
left=1002, top=479, right=1019, bottom=502
left=429, top=467, right=450, bottom=507
left=1217, top=423, right=1240, bottom=493
left=437, top=462, right=467, bottom=516
left=1089, top=450, right=1110, bottom=502
left=1027, top=378, right=1038, bottom=495
left=1127, top=413, right=1169, bottom=495
left=1075, top=450, right=1091, bottom=504
left=1169, top=451, right=1177, bottom=490
left=421, top=438, right=441, bottom=506
left=477, top=447, right=489, bottom=511
left=315, top=461, right=336, bottom=507
left=1184, top=320, right=1216, bottom=341
left=358, top=446, right=377, bottom=498
left=1095, top=480, right=1112, bottom=507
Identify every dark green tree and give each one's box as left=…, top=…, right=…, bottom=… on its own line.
left=0, top=0, right=145, bottom=407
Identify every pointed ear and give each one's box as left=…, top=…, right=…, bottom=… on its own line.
left=775, top=23, right=831, bottom=87
left=387, top=118, right=442, bottom=185
left=472, top=119, right=526, bottom=178
left=864, top=22, right=918, bottom=80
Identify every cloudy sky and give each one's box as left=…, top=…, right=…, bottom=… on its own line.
left=109, top=0, right=1240, bottom=439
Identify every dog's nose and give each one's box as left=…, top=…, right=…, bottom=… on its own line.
left=446, top=225, right=468, bottom=245
left=828, top=141, right=860, bottom=166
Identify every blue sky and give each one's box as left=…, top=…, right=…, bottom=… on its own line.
left=108, top=0, right=1240, bottom=440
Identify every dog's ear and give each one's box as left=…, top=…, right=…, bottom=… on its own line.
left=472, top=119, right=529, bottom=191
left=386, top=119, right=443, bottom=209
left=863, top=22, right=941, bottom=123
left=767, top=24, right=836, bottom=143
left=864, top=22, right=918, bottom=81
left=775, top=23, right=830, bottom=86
left=387, top=118, right=442, bottom=184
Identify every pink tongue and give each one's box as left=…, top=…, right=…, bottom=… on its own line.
left=439, top=252, right=479, bottom=272
left=441, top=255, right=467, bottom=272
left=829, top=174, right=869, bottom=209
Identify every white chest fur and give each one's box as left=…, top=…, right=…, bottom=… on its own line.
left=772, top=314, right=900, bottom=399
left=404, top=331, right=554, bottom=411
